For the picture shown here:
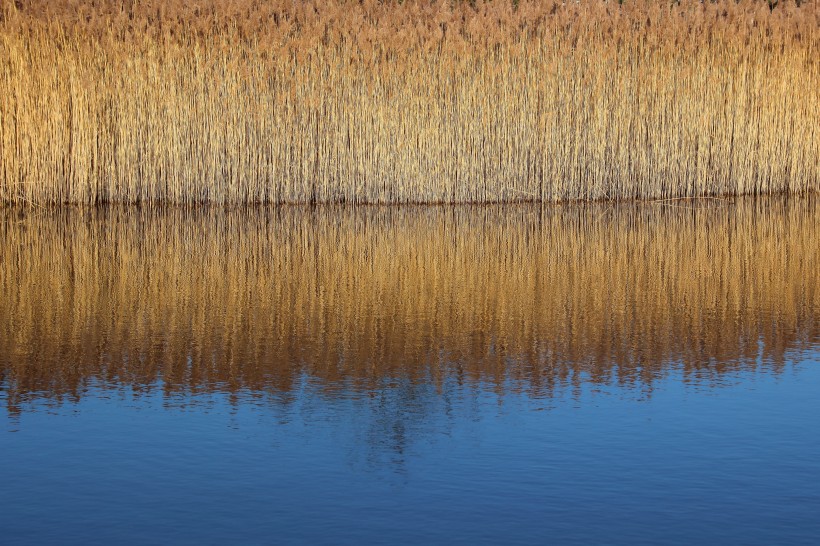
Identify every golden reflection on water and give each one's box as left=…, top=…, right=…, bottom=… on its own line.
left=0, top=198, right=817, bottom=410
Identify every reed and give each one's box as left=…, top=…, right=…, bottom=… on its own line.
left=0, top=0, right=818, bottom=205
left=1, top=199, right=817, bottom=410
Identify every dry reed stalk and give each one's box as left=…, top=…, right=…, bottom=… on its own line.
left=0, top=0, right=818, bottom=205
left=1, top=198, right=817, bottom=408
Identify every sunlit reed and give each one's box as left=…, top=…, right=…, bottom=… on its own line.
left=1, top=1, right=817, bottom=204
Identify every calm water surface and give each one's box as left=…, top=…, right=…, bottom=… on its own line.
left=1, top=199, right=818, bottom=544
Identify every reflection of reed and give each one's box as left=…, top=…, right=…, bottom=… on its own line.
left=0, top=199, right=817, bottom=410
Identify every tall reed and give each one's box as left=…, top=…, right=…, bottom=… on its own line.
left=0, top=1, right=818, bottom=204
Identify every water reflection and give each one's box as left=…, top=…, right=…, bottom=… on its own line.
left=0, top=198, right=817, bottom=414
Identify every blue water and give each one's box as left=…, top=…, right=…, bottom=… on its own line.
left=2, top=351, right=819, bottom=545
left=1, top=203, right=818, bottom=544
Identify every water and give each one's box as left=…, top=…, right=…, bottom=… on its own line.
left=1, top=199, right=818, bottom=544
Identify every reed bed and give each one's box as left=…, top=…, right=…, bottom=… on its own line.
left=0, top=0, right=818, bottom=204
left=1, top=199, right=817, bottom=410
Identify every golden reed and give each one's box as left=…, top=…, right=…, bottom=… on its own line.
left=0, top=0, right=817, bottom=204
left=1, top=199, right=817, bottom=409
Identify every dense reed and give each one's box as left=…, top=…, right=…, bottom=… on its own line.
left=0, top=1, right=817, bottom=204
left=1, top=199, right=817, bottom=410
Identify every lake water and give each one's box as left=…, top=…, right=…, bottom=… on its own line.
left=1, top=199, right=818, bottom=544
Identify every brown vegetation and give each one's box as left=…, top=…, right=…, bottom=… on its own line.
left=1, top=198, right=817, bottom=410
left=0, top=0, right=817, bottom=204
